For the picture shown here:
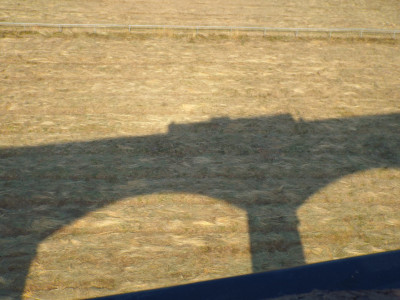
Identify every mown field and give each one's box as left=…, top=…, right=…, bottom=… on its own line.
left=1, top=0, right=399, bottom=29
left=1, top=1, right=400, bottom=299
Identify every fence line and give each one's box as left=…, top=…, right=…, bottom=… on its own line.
left=1, top=22, right=399, bottom=38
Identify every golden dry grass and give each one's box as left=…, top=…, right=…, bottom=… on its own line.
left=0, top=21, right=399, bottom=300
left=1, top=0, right=399, bottom=29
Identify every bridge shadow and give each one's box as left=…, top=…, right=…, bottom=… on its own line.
left=0, top=113, right=399, bottom=298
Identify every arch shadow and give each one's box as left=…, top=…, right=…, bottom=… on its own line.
left=0, top=113, right=399, bottom=298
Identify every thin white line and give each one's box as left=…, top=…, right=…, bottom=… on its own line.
left=0, top=22, right=399, bottom=35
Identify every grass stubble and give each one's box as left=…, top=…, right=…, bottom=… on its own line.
left=0, top=29, right=399, bottom=299
left=1, top=0, right=399, bottom=29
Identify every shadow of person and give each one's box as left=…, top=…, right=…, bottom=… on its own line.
left=1, top=113, right=399, bottom=298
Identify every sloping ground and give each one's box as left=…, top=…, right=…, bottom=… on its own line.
left=0, top=0, right=399, bottom=29
left=0, top=34, right=399, bottom=299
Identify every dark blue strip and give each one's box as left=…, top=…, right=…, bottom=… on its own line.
left=92, top=250, right=400, bottom=300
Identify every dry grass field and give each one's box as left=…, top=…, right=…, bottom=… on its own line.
left=1, top=0, right=399, bottom=29
left=1, top=1, right=400, bottom=300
